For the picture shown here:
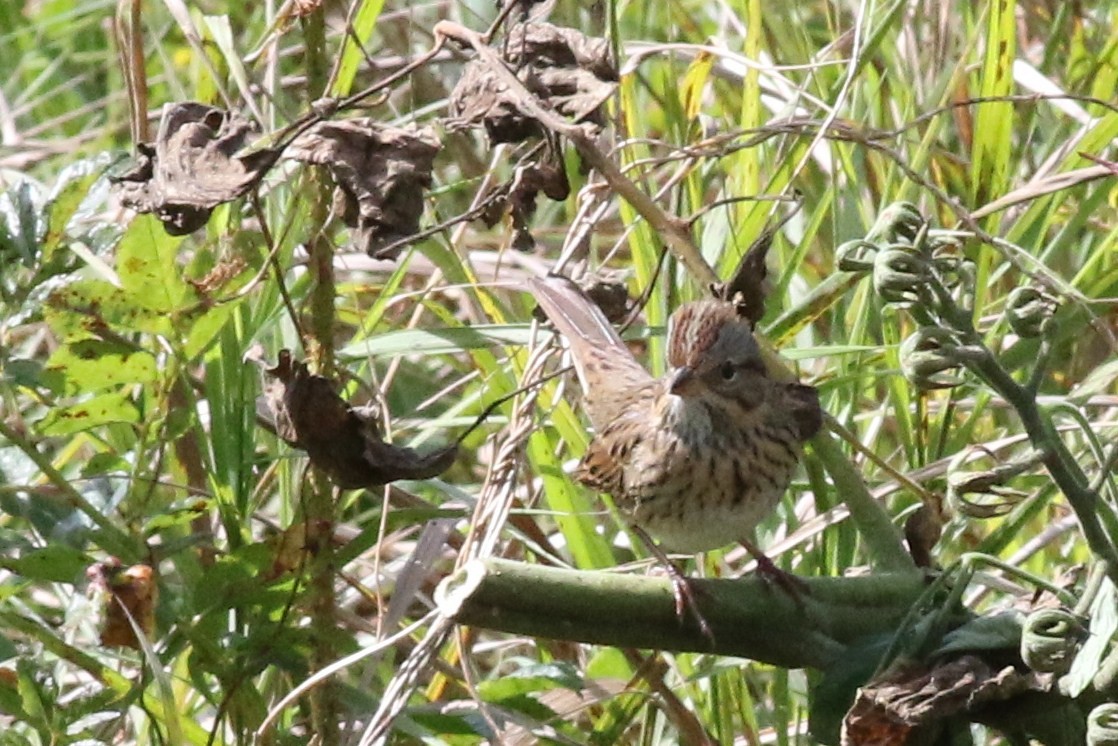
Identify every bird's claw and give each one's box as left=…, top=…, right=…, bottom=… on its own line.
left=741, top=539, right=809, bottom=600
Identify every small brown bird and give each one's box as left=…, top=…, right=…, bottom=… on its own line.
left=531, top=275, right=821, bottom=594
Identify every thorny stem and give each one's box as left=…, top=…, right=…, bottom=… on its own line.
left=301, top=8, right=341, bottom=746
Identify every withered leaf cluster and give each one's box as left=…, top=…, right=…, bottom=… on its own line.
left=287, top=120, right=440, bottom=259
left=111, top=105, right=441, bottom=258
left=448, top=21, right=618, bottom=144
left=112, top=103, right=281, bottom=235
left=842, top=656, right=1045, bottom=745
left=447, top=21, right=617, bottom=248
left=263, top=350, right=457, bottom=489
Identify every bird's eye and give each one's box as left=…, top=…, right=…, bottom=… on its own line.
left=720, top=361, right=736, bottom=381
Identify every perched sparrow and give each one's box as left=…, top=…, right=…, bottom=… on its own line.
left=531, top=275, right=821, bottom=590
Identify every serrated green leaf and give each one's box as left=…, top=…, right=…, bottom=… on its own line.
left=44, top=341, right=157, bottom=394
left=45, top=279, right=173, bottom=337
left=37, top=391, right=140, bottom=436
left=182, top=302, right=236, bottom=359
left=116, top=214, right=189, bottom=312
left=41, top=159, right=108, bottom=262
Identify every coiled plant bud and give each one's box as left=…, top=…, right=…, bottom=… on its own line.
left=1005, top=286, right=1057, bottom=338
left=874, top=245, right=932, bottom=306
left=1088, top=703, right=1118, bottom=746
left=869, top=201, right=926, bottom=245
left=836, top=239, right=878, bottom=273
left=900, top=326, right=983, bottom=389
left=1020, top=608, right=1088, bottom=675
left=946, top=447, right=1041, bottom=518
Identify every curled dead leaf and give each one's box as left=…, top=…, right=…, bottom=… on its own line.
left=262, top=350, right=457, bottom=489
left=448, top=21, right=617, bottom=144
left=842, top=656, right=1042, bottom=745
left=112, top=102, right=280, bottom=235
left=287, top=120, right=441, bottom=259
left=86, top=559, right=158, bottom=650
left=505, top=158, right=570, bottom=248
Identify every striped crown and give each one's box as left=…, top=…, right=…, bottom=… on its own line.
left=666, top=300, right=752, bottom=369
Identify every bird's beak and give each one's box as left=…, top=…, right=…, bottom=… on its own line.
left=669, top=366, right=697, bottom=396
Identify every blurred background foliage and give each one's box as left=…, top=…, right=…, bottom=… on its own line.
left=1, top=0, right=1117, bottom=743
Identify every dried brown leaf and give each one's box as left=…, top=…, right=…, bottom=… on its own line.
left=262, top=350, right=456, bottom=489
left=112, top=102, right=280, bottom=235
left=842, top=656, right=1042, bottom=745
left=287, top=120, right=441, bottom=259
left=448, top=21, right=617, bottom=144
left=86, top=559, right=158, bottom=650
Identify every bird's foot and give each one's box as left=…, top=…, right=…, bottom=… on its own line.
left=664, top=563, right=715, bottom=645
left=632, top=526, right=715, bottom=645
left=740, top=539, right=808, bottom=600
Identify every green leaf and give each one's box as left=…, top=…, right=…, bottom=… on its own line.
left=2, top=545, right=88, bottom=583
left=202, top=15, right=256, bottom=111
left=44, top=340, right=157, bottom=394
left=809, top=634, right=892, bottom=745
left=1, top=359, right=49, bottom=390
left=328, top=0, right=387, bottom=97
left=45, top=279, right=173, bottom=337
left=971, top=0, right=1016, bottom=204
left=116, top=214, right=189, bottom=313
left=935, top=611, right=1023, bottom=656
left=476, top=662, right=583, bottom=702
left=80, top=452, right=131, bottom=478
left=182, top=302, right=236, bottom=360
left=340, top=324, right=550, bottom=359
left=37, top=390, right=140, bottom=436
left=341, top=324, right=867, bottom=361
left=11, top=181, right=41, bottom=266
left=40, top=157, right=109, bottom=262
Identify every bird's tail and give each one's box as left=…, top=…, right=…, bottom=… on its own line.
left=529, top=275, right=635, bottom=389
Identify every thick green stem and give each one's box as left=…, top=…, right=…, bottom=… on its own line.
left=437, top=558, right=927, bottom=668
left=811, top=428, right=916, bottom=573
left=917, top=299, right=1118, bottom=585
